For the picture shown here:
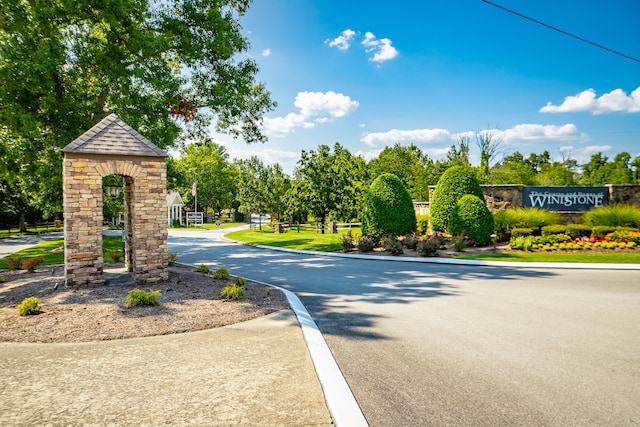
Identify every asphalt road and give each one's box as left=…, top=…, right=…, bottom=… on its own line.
left=169, top=228, right=640, bottom=426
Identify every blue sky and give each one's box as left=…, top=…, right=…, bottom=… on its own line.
left=213, top=0, right=640, bottom=174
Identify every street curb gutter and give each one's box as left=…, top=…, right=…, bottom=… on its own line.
left=178, top=263, right=369, bottom=427
left=251, top=244, right=640, bottom=271
left=273, top=285, right=369, bottom=427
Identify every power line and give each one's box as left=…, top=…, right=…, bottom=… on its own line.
left=481, top=0, right=640, bottom=64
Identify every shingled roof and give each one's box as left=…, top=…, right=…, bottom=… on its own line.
left=62, top=114, right=167, bottom=157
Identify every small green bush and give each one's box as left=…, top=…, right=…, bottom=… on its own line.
left=451, top=234, right=469, bottom=252
left=6, top=254, right=25, bottom=270
left=17, top=297, right=42, bottom=316
left=416, top=237, right=439, bottom=257
left=361, top=173, right=417, bottom=237
left=0, top=275, right=5, bottom=283
left=416, top=215, right=429, bottom=236
left=510, top=227, right=534, bottom=238
left=383, top=236, right=403, bottom=255
left=509, top=236, right=535, bottom=251
left=127, top=289, right=161, bottom=307
left=403, top=234, right=419, bottom=250
left=565, top=224, right=592, bottom=239
left=541, top=224, right=567, bottom=236
left=340, top=234, right=354, bottom=252
left=22, top=257, right=45, bottom=273
left=195, top=264, right=210, bottom=273
left=430, top=166, right=485, bottom=232
left=583, top=204, right=640, bottom=228
left=213, top=267, right=230, bottom=279
left=448, top=194, right=494, bottom=246
left=231, top=276, right=246, bottom=287
left=221, top=284, right=244, bottom=300
left=356, top=236, right=376, bottom=252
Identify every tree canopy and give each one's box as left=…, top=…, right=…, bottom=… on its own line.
left=175, top=141, right=237, bottom=216
left=0, top=0, right=274, bottom=218
left=291, top=143, right=367, bottom=229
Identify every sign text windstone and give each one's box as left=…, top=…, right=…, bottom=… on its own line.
left=522, top=186, right=609, bottom=212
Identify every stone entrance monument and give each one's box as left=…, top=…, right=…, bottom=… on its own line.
left=62, top=114, right=169, bottom=286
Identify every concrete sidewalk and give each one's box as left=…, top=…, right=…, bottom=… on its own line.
left=0, top=310, right=333, bottom=426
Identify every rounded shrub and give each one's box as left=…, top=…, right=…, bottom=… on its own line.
left=448, top=194, right=495, bottom=246
left=430, top=166, right=484, bottom=232
left=361, top=173, right=416, bottom=237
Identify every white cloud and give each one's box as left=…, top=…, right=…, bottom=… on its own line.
left=540, top=87, right=640, bottom=114
left=582, top=145, right=613, bottom=155
left=262, top=113, right=313, bottom=138
left=361, top=31, right=398, bottom=63
left=361, top=128, right=451, bottom=147
left=327, top=29, right=356, bottom=50
left=261, top=48, right=271, bottom=57
left=262, top=91, right=359, bottom=138
left=294, top=91, right=359, bottom=118
left=361, top=123, right=589, bottom=148
left=497, top=123, right=589, bottom=143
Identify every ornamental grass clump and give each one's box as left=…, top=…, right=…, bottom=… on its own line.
left=195, top=264, right=210, bottom=273
left=583, top=204, right=640, bottom=228
left=127, top=289, right=161, bottom=307
left=213, top=267, right=230, bottom=279
left=17, top=297, right=42, bottom=316
left=221, top=276, right=246, bottom=300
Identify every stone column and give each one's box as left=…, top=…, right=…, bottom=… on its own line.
left=63, top=154, right=105, bottom=286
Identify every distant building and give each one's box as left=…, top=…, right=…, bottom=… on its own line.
left=167, top=191, right=185, bottom=226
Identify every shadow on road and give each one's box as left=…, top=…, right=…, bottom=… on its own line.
left=169, top=235, right=559, bottom=341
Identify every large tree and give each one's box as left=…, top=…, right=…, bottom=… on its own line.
left=235, top=156, right=290, bottom=225
left=0, top=0, right=274, bottom=218
left=293, top=143, right=367, bottom=231
left=367, top=143, right=431, bottom=201
left=176, top=141, right=237, bottom=217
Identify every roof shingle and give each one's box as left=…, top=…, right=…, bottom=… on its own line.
left=62, top=114, right=167, bottom=157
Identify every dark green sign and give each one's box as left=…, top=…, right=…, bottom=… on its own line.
left=523, top=186, right=609, bottom=212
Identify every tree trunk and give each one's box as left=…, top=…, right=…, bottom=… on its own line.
left=19, top=213, right=26, bottom=232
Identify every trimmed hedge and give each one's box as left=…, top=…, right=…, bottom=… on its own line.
left=565, top=224, right=592, bottom=239
left=511, top=227, right=534, bottom=238
left=448, top=194, right=495, bottom=246
left=541, top=224, right=566, bottom=236
left=430, top=166, right=484, bottom=232
left=361, top=173, right=416, bottom=237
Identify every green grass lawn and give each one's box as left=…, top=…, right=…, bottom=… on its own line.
left=170, top=222, right=245, bottom=230
left=0, top=226, right=64, bottom=239
left=0, top=235, right=122, bottom=269
left=225, top=228, right=348, bottom=252
left=454, top=250, right=640, bottom=263
left=227, top=229, right=640, bottom=264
